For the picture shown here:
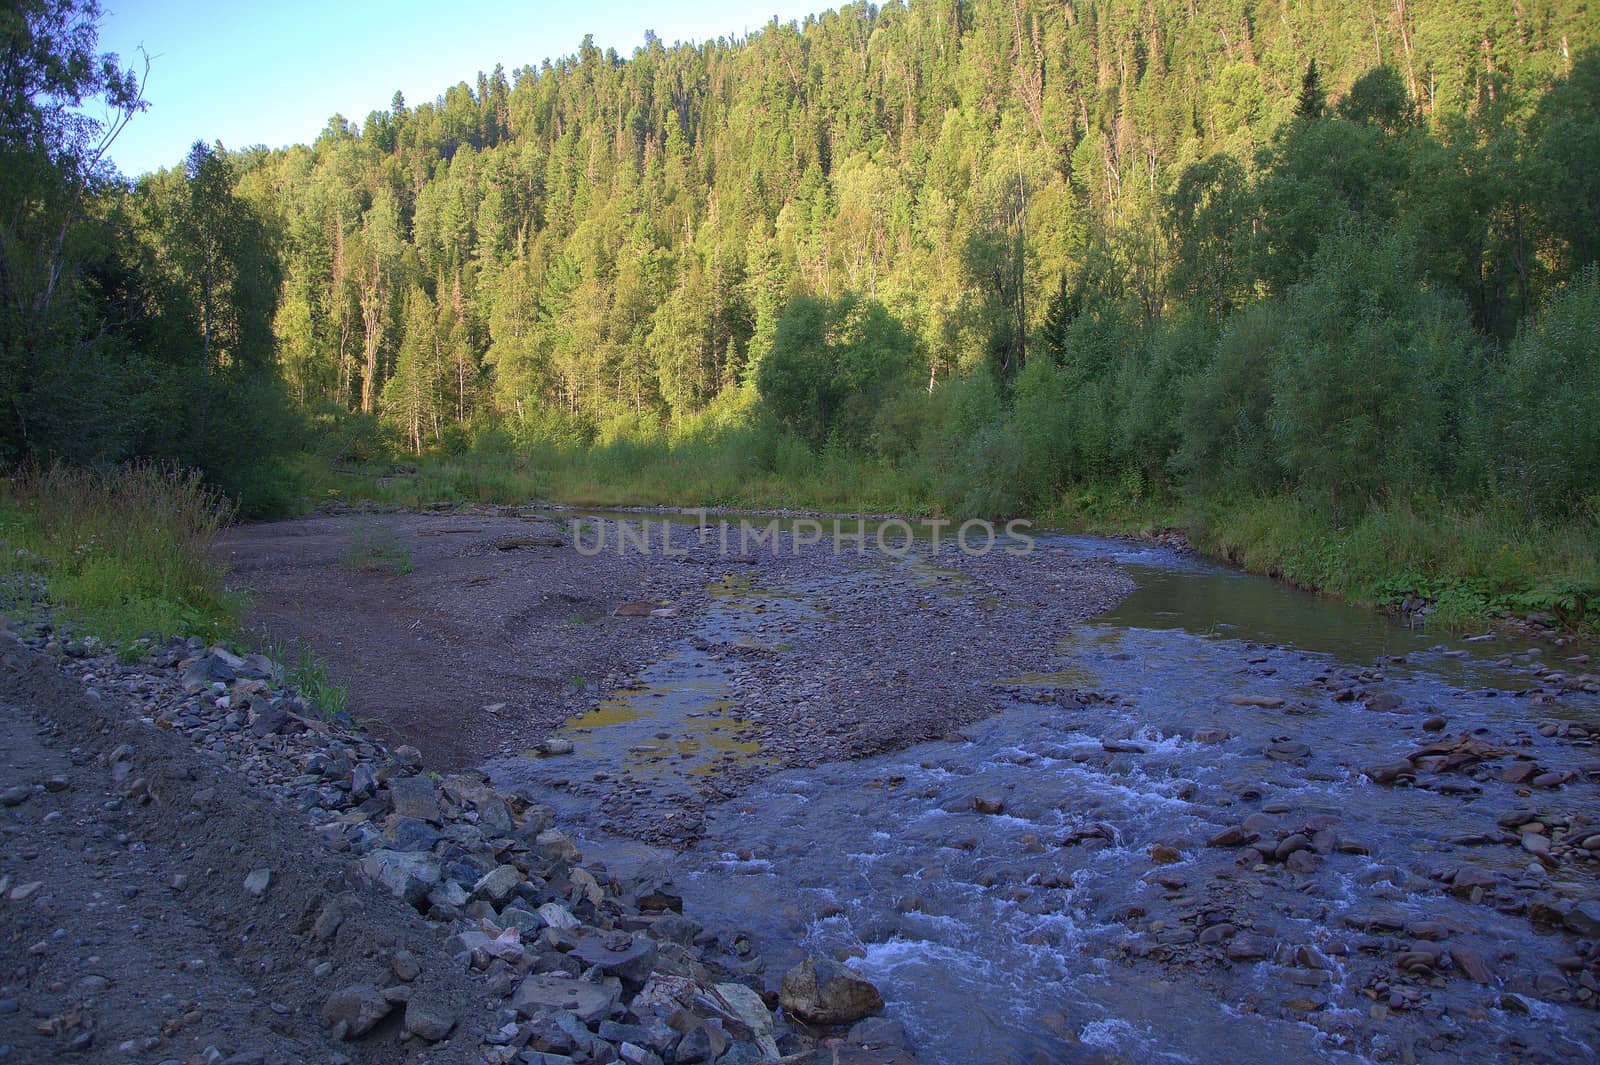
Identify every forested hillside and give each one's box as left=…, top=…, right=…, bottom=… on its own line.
left=4, top=0, right=1600, bottom=621
left=236, top=0, right=1593, bottom=443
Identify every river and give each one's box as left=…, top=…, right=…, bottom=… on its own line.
left=488, top=528, right=1599, bottom=1064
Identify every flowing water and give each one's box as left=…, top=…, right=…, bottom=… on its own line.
left=489, top=530, right=1600, bottom=1064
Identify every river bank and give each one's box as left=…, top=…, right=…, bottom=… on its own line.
left=208, top=506, right=1600, bottom=1063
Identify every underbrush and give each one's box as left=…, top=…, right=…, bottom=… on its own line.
left=0, top=463, right=242, bottom=645
left=1192, top=494, right=1600, bottom=631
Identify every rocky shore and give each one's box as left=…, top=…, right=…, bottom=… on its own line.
left=0, top=620, right=909, bottom=1065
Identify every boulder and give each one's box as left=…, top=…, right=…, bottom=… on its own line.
left=573, top=931, right=659, bottom=984
left=320, top=984, right=393, bottom=1038
left=363, top=850, right=442, bottom=907
left=779, top=956, right=884, bottom=1026
left=402, top=998, right=456, bottom=1041
left=512, top=974, right=617, bottom=1024
left=387, top=776, right=441, bottom=824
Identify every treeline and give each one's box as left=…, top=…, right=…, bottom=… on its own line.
left=231, top=0, right=1591, bottom=456
left=3, top=0, right=1598, bottom=532
left=1, top=1, right=296, bottom=513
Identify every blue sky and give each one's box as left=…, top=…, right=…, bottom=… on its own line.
left=99, top=0, right=832, bottom=176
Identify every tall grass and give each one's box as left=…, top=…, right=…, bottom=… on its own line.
left=1193, top=494, right=1600, bottom=629
left=0, top=463, right=241, bottom=644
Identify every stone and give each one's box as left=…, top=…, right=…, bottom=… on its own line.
left=572, top=931, right=659, bottom=984
left=1206, top=825, right=1255, bottom=848
left=613, top=600, right=657, bottom=617
left=473, top=864, right=524, bottom=905
left=536, top=829, right=582, bottom=861
left=1422, top=715, right=1447, bottom=732
left=1225, top=934, right=1275, bottom=961
left=242, top=869, right=271, bottom=898
left=972, top=796, right=1004, bottom=815
left=363, top=850, right=442, bottom=907
left=1363, top=762, right=1416, bottom=786
left=387, top=776, right=441, bottom=824
left=511, top=974, right=617, bottom=1023
left=779, top=956, right=884, bottom=1026
left=1563, top=900, right=1600, bottom=938
left=1365, top=693, right=1404, bottom=713
left=1285, top=849, right=1321, bottom=874
left=712, top=981, right=780, bottom=1059
left=350, top=763, right=377, bottom=800
left=248, top=703, right=290, bottom=737
left=1227, top=695, right=1284, bottom=708
left=1265, top=740, right=1310, bottom=762
left=391, top=950, right=421, bottom=983
left=7, top=881, right=43, bottom=903
left=540, top=737, right=575, bottom=756
left=848, top=1016, right=911, bottom=1048
left=1449, top=945, right=1491, bottom=984
left=402, top=999, right=456, bottom=1041
left=537, top=902, right=581, bottom=930
left=0, top=786, right=32, bottom=807
left=1192, top=729, right=1230, bottom=744
left=320, top=985, right=393, bottom=1038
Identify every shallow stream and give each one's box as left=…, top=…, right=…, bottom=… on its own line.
left=489, top=530, right=1600, bottom=1064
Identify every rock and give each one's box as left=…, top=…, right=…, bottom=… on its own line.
left=537, top=902, right=581, bottom=930
left=242, top=868, right=271, bottom=898
left=181, top=653, right=236, bottom=689
left=1226, top=934, right=1275, bottom=961
left=402, top=999, right=456, bottom=1041
left=1206, top=825, right=1255, bottom=848
left=848, top=1016, right=911, bottom=1048
left=779, top=956, right=884, bottom=1026
left=350, top=763, right=377, bottom=800
left=511, top=974, right=617, bottom=1024
left=1365, top=693, right=1404, bottom=713
left=539, top=737, right=575, bottom=757
left=1449, top=945, right=1491, bottom=984
left=536, top=829, right=582, bottom=861
left=1227, top=694, right=1285, bottom=708
left=391, top=950, right=421, bottom=983
left=613, top=600, right=658, bottom=617
left=0, top=785, right=32, bottom=807
left=619, top=1043, right=664, bottom=1065
left=1563, top=900, right=1600, bottom=938
left=320, top=985, right=393, bottom=1038
left=8, top=881, right=43, bottom=903
left=1422, top=715, right=1447, bottom=732
left=1265, top=740, right=1310, bottom=762
left=392, top=744, right=425, bottom=770
left=711, top=981, right=780, bottom=1058
left=1363, top=762, right=1416, bottom=786
left=1192, top=729, right=1231, bottom=744
left=1450, top=864, right=1499, bottom=892
left=248, top=703, right=289, bottom=737
left=363, top=850, right=442, bottom=907
left=572, top=931, right=659, bottom=984
left=473, top=864, right=524, bottom=905
left=972, top=796, right=1004, bottom=815
left=387, top=776, right=441, bottom=823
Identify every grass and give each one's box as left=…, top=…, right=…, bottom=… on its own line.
left=1190, top=494, right=1600, bottom=631
left=339, top=522, right=415, bottom=576
left=0, top=463, right=241, bottom=645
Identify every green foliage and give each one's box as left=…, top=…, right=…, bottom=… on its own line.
left=757, top=294, right=922, bottom=449
left=0, top=462, right=239, bottom=644
left=1486, top=267, right=1600, bottom=517
left=1267, top=230, right=1483, bottom=511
